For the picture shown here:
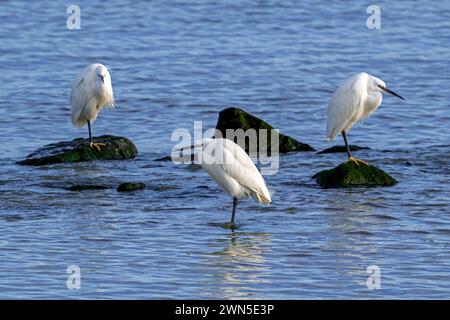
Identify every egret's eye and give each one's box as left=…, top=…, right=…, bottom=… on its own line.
left=98, top=74, right=105, bottom=82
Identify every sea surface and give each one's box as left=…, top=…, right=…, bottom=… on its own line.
left=0, top=0, right=449, bottom=299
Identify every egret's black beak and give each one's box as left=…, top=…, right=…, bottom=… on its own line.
left=379, top=85, right=405, bottom=101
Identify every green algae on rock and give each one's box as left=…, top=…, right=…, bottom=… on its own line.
left=317, top=145, right=371, bottom=154
left=117, top=182, right=146, bottom=192
left=17, top=135, right=138, bottom=166
left=215, top=107, right=314, bottom=154
left=313, top=161, right=397, bottom=188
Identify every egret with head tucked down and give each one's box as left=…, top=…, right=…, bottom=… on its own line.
left=326, top=72, right=405, bottom=165
left=71, top=63, right=115, bottom=151
left=189, top=138, right=271, bottom=227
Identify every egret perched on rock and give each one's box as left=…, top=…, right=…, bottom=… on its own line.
left=184, top=138, right=271, bottom=226
left=71, top=63, right=115, bottom=151
left=326, top=72, right=405, bottom=165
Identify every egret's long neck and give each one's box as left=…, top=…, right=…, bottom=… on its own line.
left=364, top=91, right=382, bottom=118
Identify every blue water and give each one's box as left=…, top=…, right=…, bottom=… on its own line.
left=0, top=0, right=449, bottom=299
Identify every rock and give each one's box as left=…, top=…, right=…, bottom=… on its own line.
left=187, top=163, right=202, bottom=171
left=317, top=145, right=371, bottom=154
left=215, top=107, right=314, bottom=154
left=17, top=135, right=138, bottom=166
left=117, top=182, right=146, bottom=192
left=153, top=156, right=172, bottom=161
left=67, top=185, right=109, bottom=191
left=312, top=161, right=397, bottom=188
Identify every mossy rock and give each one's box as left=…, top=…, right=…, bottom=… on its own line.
left=117, top=182, right=146, bottom=192
left=317, top=145, right=371, bottom=154
left=17, top=135, right=138, bottom=166
left=215, top=107, right=314, bottom=155
left=313, top=161, right=397, bottom=188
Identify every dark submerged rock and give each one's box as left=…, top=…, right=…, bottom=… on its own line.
left=312, top=161, right=397, bottom=188
left=17, top=135, right=138, bottom=166
left=117, top=182, right=146, bottom=192
left=317, top=145, right=371, bottom=154
left=215, top=107, right=314, bottom=154
left=152, top=185, right=178, bottom=192
left=67, top=185, right=109, bottom=191
left=153, top=156, right=172, bottom=161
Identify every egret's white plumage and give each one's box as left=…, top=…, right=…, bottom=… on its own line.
left=70, top=63, right=114, bottom=149
left=198, top=138, right=271, bottom=225
left=326, top=72, right=405, bottom=164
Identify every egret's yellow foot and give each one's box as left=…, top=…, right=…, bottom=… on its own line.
left=90, top=142, right=106, bottom=152
left=348, top=156, right=368, bottom=166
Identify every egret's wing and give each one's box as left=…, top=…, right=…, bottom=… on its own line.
left=326, top=76, right=362, bottom=141
left=218, top=139, right=271, bottom=203
left=70, top=75, right=90, bottom=127
left=74, top=77, right=84, bottom=88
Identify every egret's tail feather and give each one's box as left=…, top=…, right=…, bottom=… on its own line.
left=252, top=191, right=271, bottom=204
left=327, top=127, right=339, bottom=142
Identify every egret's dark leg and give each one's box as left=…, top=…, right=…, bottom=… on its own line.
left=87, top=120, right=93, bottom=145
left=231, top=197, right=238, bottom=225
left=342, top=130, right=352, bottom=158
left=342, top=130, right=368, bottom=165
left=87, top=120, right=105, bottom=151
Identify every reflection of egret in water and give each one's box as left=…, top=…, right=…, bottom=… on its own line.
left=204, top=231, right=272, bottom=299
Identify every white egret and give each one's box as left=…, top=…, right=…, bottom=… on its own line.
left=71, top=63, right=115, bottom=151
left=326, top=72, right=405, bottom=165
left=187, top=138, right=271, bottom=226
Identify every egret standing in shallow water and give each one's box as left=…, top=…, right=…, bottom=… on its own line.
left=326, top=72, right=405, bottom=165
left=192, top=138, right=271, bottom=226
left=71, top=63, right=115, bottom=151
